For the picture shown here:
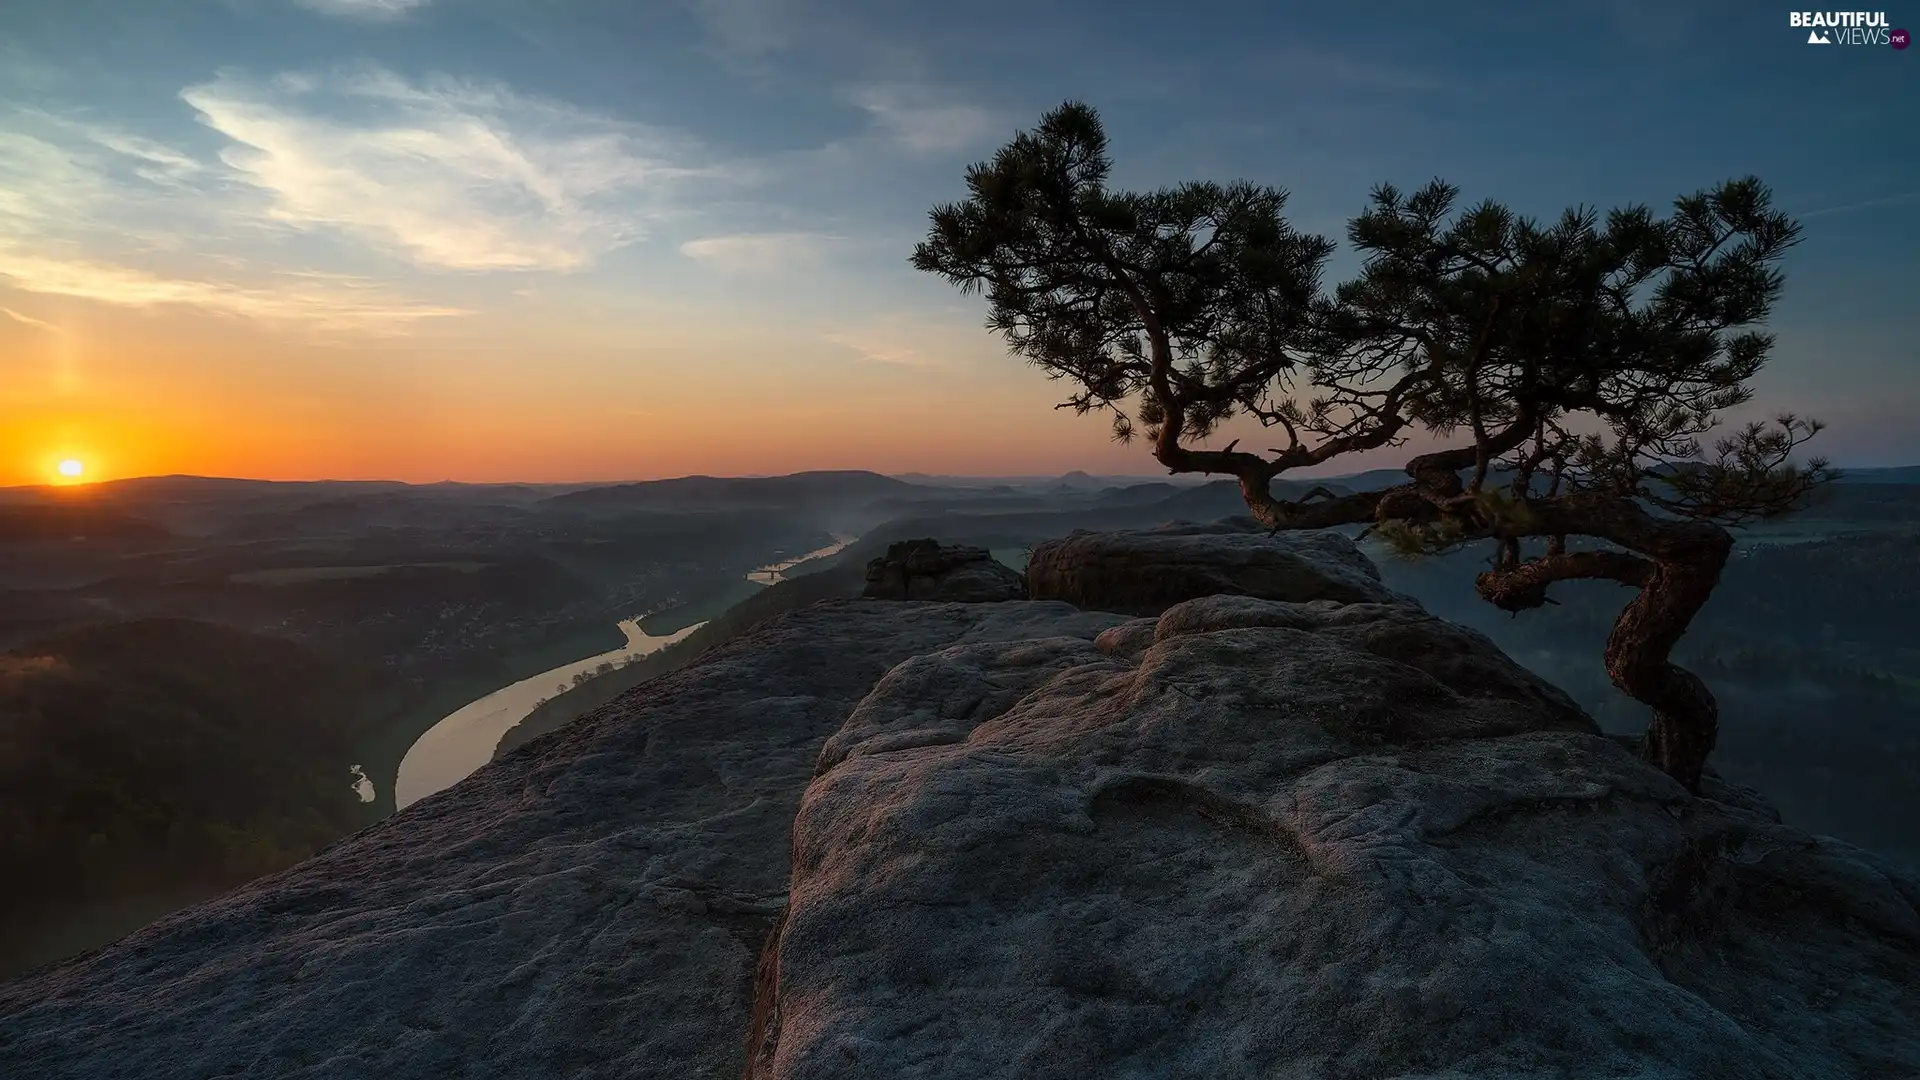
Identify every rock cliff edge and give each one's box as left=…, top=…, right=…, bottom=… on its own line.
left=3, top=528, right=1914, bottom=1079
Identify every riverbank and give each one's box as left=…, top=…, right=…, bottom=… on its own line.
left=637, top=580, right=763, bottom=636
left=638, top=536, right=854, bottom=635
left=391, top=535, right=860, bottom=812
left=351, top=620, right=629, bottom=817
left=493, top=560, right=870, bottom=761
left=394, top=618, right=700, bottom=810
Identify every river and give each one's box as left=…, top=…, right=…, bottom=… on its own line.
left=746, top=535, right=856, bottom=584
left=389, top=534, right=855, bottom=810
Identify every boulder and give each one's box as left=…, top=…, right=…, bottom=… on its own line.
left=863, top=538, right=1026, bottom=602
left=1026, top=521, right=1403, bottom=615
left=0, top=600, right=1127, bottom=1080
left=745, top=592, right=1920, bottom=1079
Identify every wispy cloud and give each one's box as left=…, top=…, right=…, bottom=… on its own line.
left=823, top=313, right=958, bottom=367
left=851, top=86, right=1001, bottom=155
left=294, top=0, right=431, bottom=19
left=0, top=117, right=267, bottom=271
left=679, top=231, right=838, bottom=272
left=0, top=127, right=111, bottom=228
left=44, top=118, right=206, bottom=186
left=182, top=68, right=727, bottom=271
left=0, top=102, right=469, bottom=333
left=0, top=306, right=61, bottom=333
left=1797, top=190, right=1920, bottom=220
left=0, top=248, right=465, bottom=333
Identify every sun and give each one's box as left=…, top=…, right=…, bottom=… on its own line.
left=46, top=452, right=100, bottom=487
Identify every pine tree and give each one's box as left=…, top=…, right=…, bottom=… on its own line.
left=913, top=102, right=1833, bottom=792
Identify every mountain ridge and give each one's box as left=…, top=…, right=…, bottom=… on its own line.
left=4, top=462, right=1914, bottom=504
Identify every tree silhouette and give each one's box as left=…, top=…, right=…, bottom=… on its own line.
left=913, top=101, right=1831, bottom=792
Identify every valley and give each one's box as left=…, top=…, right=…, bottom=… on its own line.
left=3, top=466, right=1918, bottom=979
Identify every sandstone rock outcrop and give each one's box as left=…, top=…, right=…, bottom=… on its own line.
left=746, top=591, right=1920, bottom=1078
left=5, top=527, right=1915, bottom=1080
left=1026, top=520, right=1402, bottom=615
left=863, top=538, right=1025, bottom=602
left=0, top=600, right=1126, bottom=1080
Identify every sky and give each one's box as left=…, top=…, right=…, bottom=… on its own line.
left=0, top=0, right=1914, bottom=485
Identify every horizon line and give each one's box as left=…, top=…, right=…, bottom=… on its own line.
left=8, top=462, right=1916, bottom=493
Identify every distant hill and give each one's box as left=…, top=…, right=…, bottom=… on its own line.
left=1305, top=463, right=1902, bottom=493
left=1834, top=466, right=1920, bottom=484
left=0, top=476, right=602, bottom=510
left=890, top=472, right=1209, bottom=489
left=0, top=618, right=380, bottom=977
left=68, top=475, right=413, bottom=503
left=0, top=503, right=173, bottom=544
left=1800, top=482, right=1920, bottom=521
left=547, top=470, right=921, bottom=510
left=865, top=491, right=1067, bottom=516
left=1316, top=465, right=1920, bottom=507
left=1089, top=482, right=1183, bottom=506
left=816, top=481, right=1266, bottom=570
left=0, top=477, right=419, bottom=535
left=1323, top=468, right=1414, bottom=492
left=213, top=490, right=540, bottom=540
left=1138, top=479, right=1296, bottom=520
left=1092, top=477, right=1360, bottom=520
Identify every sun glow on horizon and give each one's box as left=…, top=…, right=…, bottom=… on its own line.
left=53, top=458, right=86, bottom=484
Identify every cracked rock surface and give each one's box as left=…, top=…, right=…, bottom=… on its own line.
left=747, top=592, right=1920, bottom=1080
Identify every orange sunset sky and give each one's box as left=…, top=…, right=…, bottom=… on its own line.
left=2, top=291, right=1157, bottom=486
left=2, top=1, right=1914, bottom=488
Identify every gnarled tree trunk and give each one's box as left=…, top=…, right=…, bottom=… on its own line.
left=1473, top=501, right=1734, bottom=794
left=1598, top=544, right=1732, bottom=793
